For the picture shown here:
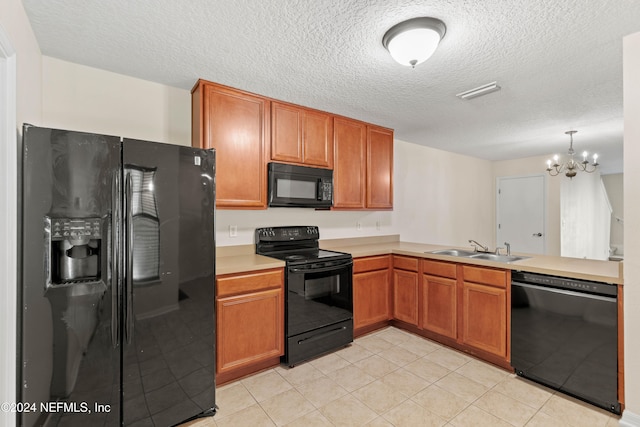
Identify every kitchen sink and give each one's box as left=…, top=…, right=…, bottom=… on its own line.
left=427, top=249, right=528, bottom=263
left=469, top=253, right=529, bottom=263
left=428, top=249, right=477, bottom=257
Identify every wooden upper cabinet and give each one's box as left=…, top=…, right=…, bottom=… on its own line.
left=192, top=80, right=269, bottom=209
left=271, top=101, right=333, bottom=168
left=333, top=117, right=393, bottom=210
left=367, top=126, right=394, bottom=210
left=333, top=117, right=367, bottom=209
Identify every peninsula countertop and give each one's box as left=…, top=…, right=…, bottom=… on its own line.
left=216, top=236, right=623, bottom=284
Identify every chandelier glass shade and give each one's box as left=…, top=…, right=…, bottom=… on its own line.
left=382, top=17, right=446, bottom=68
left=546, top=130, right=599, bottom=179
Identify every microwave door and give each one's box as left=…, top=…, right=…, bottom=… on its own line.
left=272, top=174, right=319, bottom=207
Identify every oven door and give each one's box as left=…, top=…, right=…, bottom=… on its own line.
left=287, top=259, right=353, bottom=336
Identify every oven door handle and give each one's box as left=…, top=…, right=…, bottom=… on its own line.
left=512, top=282, right=617, bottom=303
left=289, top=260, right=353, bottom=274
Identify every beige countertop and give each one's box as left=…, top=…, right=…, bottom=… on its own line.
left=216, top=236, right=623, bottom=284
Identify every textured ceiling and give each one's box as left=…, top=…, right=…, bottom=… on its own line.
left=22, top=0, right=640, bottom=174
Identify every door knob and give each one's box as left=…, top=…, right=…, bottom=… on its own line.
left=532, top=233, right=543, bottom=237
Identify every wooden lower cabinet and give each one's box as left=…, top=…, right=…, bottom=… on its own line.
left=353, top=256, right=391, bottom=335
left=422, top=274, right=457, bottom=339
left=216, top=268, right=284, bottom=383
left=459, top=265, right=509, bottom=361
left=392, top=256, right=419, bottom=326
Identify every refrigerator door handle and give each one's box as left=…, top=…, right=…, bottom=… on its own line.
left=111, top=173, right=121, bottom=347
left=125, top=172, right=134, bottom=344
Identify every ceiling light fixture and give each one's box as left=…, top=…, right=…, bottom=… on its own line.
left=546, top=130, right=599, bottom=179
left=382, top=17, right=446, bottom=68
left=456, top=82, right=501, bottom=100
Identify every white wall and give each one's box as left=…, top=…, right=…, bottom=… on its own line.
left=393, top=139, right=494, bottom=248
left=622, top=31, right=640, bottom=426
left=0, top=1, right=43, bottom=426
left=602, top=173, right=624, bottom=255
left=42, top=56, right=191, bottom=145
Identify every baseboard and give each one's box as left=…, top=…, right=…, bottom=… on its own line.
left=620, top=409, right=640, bottom=427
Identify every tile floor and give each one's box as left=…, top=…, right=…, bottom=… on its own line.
left=183, top=327, right=620, bottom=427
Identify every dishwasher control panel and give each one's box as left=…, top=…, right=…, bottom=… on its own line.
left=512, top=271, right=617, bottom=297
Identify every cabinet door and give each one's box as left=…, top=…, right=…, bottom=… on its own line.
left=271, top=102, right=302, bottom=163
left=216, top=288, right=284, bottom=374
left=367, top=126, right=394, bottom=209
left=393, top=269, right=419, bottom=326
left=303, top=109, right=333, bottom=168
left=460, top=282, right=507, bottom=357
left=422, top=274, right=457, bottom=339
left=353, top=269, right=390, bottom=330
left=333, top=117, right=367, bottom=209
left=198, top=82, right=269, bottom=209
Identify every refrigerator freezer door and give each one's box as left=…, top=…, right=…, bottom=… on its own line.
left=20, top=125, right=121, bottom=427
left=121, top=140, right=216, bottom=426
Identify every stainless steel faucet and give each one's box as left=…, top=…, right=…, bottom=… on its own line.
left=504, top=242, right=511, bottom=256
left=468, top=239, right=489, bottom=252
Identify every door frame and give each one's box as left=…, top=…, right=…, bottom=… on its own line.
left=0, top=22, right=18, bottom=424
left=496, top=173, right=547, bottom=254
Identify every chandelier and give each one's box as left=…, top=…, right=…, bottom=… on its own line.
left=546, top=130, right=599, bottom=179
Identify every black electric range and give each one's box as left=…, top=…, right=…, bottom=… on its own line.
left=255, top=226, right=354, bottom=366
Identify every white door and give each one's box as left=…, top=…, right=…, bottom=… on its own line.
left=497, top=175, right=545, bottom=254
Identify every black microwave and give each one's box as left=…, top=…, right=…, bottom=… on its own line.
left=268, top=163, right=333, bottom=208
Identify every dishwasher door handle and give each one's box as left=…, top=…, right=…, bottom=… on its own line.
left=512, top=282, right=617, bottom=303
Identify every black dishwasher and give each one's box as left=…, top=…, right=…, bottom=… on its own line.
left=511, top=271, right=620, bottom=414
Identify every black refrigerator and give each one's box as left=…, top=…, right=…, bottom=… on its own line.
left=19, top=125, right=216, bottom=426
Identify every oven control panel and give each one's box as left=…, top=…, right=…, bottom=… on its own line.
left=256, top=226, right=319, bottom=242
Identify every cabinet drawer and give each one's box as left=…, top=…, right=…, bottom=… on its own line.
left=354, top=255, right=390, bottom=273
left=422, top=260, right=457, bottom=279
left=217, top=269, right=283, bottom=297
left=462, top=265, right=507, bottom=288
left=393, top=255, right=418, bottom=272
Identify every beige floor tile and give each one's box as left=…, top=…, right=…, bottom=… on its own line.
left=276, top=362, right=324, bottom=387
left=356, top=335, right=396, bottom=354
left=318, top=394, right=378, bottom=427
left=434, top=372, right=489, bottom=403
left=455, top=359, right=509, bottom=388
left=398, top=335, right=441, bottom=356
left=326, top=364, right=376, bottom=392
left=354, top=354, right=400, bottom=378
left=284, top=410, right=333, bottom=426
left=411, top=384, right=469, bottom=421
left=309, top=352, right=351, bottom=374
left=374, top=327, right=413, bottom=346
left=259, top=389, right=315, bottom=426
left=380, top=367, right=430, bottom=397
left=295, top=376, right=349, bottom=408
left=383, top=399, right=447, bottom=427
left=424, top=347, right=471, bottom=371
left=366, top=416, right=395, bottom=426
left=352, top=379, right=409, bottom=415
left=241, top=370, right=293, bottom=402
left=214, top=382, right=257, bottom=418
left=404, top=357, right=451, bottom=383
left=525, top=411, right=572, bottom=427
left=449, top=405, right=513, bottom=427
left=181, top=416, right=217, bottom=426
left=605, top=415, right=621, bottom=426
left=491, top=375, right=553, bottom=410
left=335, top=343, right=374, bottom=364
left=377, top=345, right=420, bottom=367
left=473, top=389, right=537, bottom=426
left=540, top=394, right=613, bottom=427
left=215, top=404, right=275, bottom=427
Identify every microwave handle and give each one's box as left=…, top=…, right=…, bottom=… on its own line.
left=317, top=179, right=323, bottom=201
